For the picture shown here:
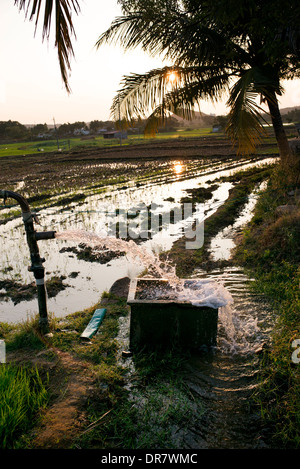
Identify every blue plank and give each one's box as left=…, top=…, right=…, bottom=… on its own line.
left=80, top=308, right=106, bottom=339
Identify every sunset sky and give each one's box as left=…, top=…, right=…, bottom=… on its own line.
left=1, top=0, right=299, bottom=126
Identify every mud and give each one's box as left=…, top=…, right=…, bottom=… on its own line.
left=59, top=244, right=126, bottom=264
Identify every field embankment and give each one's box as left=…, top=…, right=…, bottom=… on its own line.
left=232, top=163, right=300, bottom=448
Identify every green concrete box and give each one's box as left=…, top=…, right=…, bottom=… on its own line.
left=127, top=278, right=218, bottom=351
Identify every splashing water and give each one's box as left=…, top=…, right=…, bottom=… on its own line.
left=218, top=304, right=260, bottom=355
left=55, top=229, right=233, bottom=309
left=55, top=228, right=173, bottom=278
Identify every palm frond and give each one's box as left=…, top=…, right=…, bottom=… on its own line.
left=96, top=9, right=248, bottom=70
left=226, top=67, right=283, bottom=155
left=14, top=0, right=80, bottom=92
left=111, top=65, right=231, bottom=135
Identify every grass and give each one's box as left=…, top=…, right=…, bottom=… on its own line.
left=0, top=363, right=48, bottom=449
left=77, top=347, right=201, bottom=450
left=233, top=163, right=300, bottom=448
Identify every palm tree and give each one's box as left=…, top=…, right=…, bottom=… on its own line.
left=96, top=0, right=300, bottom=163
left=14, top=0, right=80, bottom=93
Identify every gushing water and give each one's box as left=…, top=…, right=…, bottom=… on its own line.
left=55, top=228, right=175, bottom=279
left=55, top=230, right=264, bottom=358
left=55, top=229, right=233, bottom=310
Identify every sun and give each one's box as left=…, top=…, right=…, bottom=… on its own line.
left=168, top=71, right=177, bottom=83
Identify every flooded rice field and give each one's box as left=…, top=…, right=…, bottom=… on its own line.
left=1, top=149, right=279, bottom=448
left=0, top=155, right=275, bottom=324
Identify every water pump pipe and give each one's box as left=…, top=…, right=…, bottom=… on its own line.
left=0, top=190, right=56, bottom=331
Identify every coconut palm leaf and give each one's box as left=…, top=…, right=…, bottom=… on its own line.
left=96, top=8, right=248, bottom=70
left=111, top=65, right=232, bottom=135
left=14, top=0, right=80, bottom=92
left=99, top=1, right=298, bottom=161
left=226, top=67, right=283, bottom=154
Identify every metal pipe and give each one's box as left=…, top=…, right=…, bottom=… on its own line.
left=35, top=231, right=56, bottom=241
left=0, top=190, right=55, bottom=331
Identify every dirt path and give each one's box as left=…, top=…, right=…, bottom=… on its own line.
left=8, top=344, right=95, bottom=449
left=31, top=350, right=94, bottom=449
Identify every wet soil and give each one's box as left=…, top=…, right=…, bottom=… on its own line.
left=0, top=135, right=276, bottom=202
left=59, top=244, right=126, bottom=264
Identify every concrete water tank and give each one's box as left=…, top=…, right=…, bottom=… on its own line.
left=127, top=278, right=219, bottom=352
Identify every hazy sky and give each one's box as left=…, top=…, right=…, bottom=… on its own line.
left=1, top=0, right=300, bottom=125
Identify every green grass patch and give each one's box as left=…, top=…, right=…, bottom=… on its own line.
left=0, top=128, right=219, bottom=158
left=0, top=364, right=48, bottom=449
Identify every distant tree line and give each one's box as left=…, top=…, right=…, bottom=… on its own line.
left=0, top=120, right=116, bottom=143
left=1, top=109, right=298, bottom=143
left=284, top=108, right=300, bottom=123
left=0, top=116, right=184, bottom=142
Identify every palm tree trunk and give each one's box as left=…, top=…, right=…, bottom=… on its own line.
left=266, top=90, right=292, bottom=164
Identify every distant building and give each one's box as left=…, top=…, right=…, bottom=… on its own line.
left=103, top=131, right=128, bottom=139
left=212, top=125, right=222, bottom=133
left=74, top=128, right=90, bottom=136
